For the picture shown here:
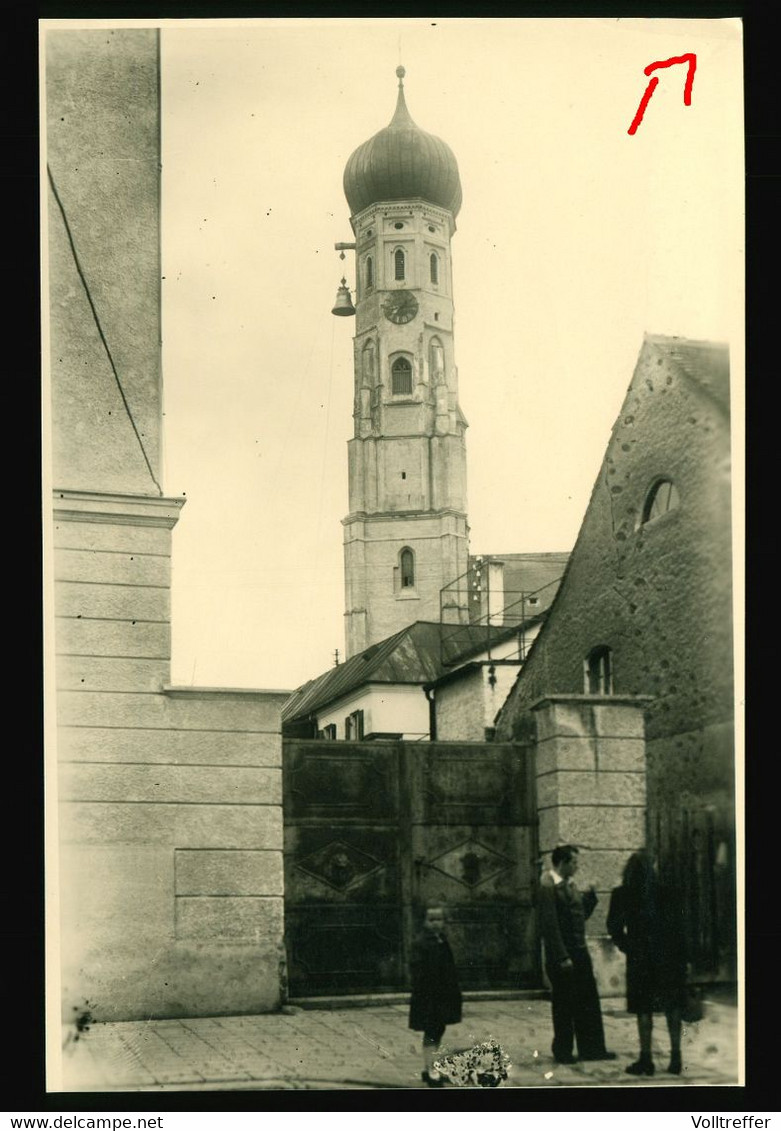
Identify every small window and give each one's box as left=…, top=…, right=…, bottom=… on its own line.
left=642, top=478, right=680, bottom=524
left=430, top=253, right=439, bottom=285
left=345, top=709, right=364, bottom=740
left=365, top=256, right=373, bottom=291
left=400, top=548, right=415, bottom=589
left=320, top=723, right=337, bottom=740
left=394, top=221, right=404, bottom=230
left=391, top=357, right=413, bottom=396
left=394, top=248, right=406, bottom=280
left=585, top=646, right=613, bottom=695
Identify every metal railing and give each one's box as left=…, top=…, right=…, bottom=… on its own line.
left=438, top=558, right=564, bottom=668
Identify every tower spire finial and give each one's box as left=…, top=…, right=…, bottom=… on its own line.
left=390, top=65, right=413, bottom=127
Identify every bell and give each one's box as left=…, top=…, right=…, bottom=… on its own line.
left=331, top=277, right=356, bottom=317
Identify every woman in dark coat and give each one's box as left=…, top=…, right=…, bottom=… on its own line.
left=607, top=850, right=688, bottom=1077
left=408, top=905, right=462, bottom=1087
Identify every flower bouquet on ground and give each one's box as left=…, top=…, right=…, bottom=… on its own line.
left=434, top=1039, right=512, bottom=1088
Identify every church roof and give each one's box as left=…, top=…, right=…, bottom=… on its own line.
left=343, top=67, right=462, bottom=218
left=282, top=619, right=518, bottom=724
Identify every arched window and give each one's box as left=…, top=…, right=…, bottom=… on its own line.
left=391, top=356, right=413, bottom=396
left=394, top=248, right=406, bottom=281
left=430, top=252, right=439, bottom=285
left=400, top=548, right=415, bottom=589
left=365, top=256, right=373, bottom=291
left=584, top=646, right=613, bottom=695
left=641, top=478, right=680, bottom=525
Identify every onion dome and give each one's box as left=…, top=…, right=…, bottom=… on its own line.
left=343, top=67, right=462, bottom=218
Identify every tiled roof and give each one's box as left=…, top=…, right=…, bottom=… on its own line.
left=282, top=620, right=520, bottom=723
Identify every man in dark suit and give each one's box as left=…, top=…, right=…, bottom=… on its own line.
left=538, top=844, right=616, bottom=1065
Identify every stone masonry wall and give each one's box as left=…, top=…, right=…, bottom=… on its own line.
left=494, top=340, right=733, bottom=829
left=532, top=697, right=649, bottom=997
left=53, top=496, right=289, bottom=1020
left=435, top=670, right=485, bottom=740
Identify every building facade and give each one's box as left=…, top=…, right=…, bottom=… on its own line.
left=494, top=335, right=736, bottom=981
left=45, top=28, right=288, bottom=1031
left=282, top=620, right=531, bottom=743
left=341, top=68, right=470, bottom=657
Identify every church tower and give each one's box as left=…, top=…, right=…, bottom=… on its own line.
left=340, top=67, right=470, bottom=657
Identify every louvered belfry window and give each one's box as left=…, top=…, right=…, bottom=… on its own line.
left=392, top=357, right=413, bottom=396
left=394, top=248, right=405, bottom=280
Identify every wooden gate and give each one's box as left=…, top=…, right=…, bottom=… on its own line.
left=283, top=740, right=538, bottom=998
left=652, top=801, right=737, bottom=984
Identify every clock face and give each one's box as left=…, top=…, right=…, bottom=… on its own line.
left=383, top=290, right=419, bottom=325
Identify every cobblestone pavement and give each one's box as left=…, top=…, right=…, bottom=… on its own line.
left=56, top=995, right=740, bottom=1093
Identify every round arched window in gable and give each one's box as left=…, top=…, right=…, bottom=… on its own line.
left=391, top=356, right=413, bottom=396
left=641, top=478, right=680, bottom=525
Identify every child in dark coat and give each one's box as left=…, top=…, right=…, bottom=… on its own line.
left=408, top=905, right=463, bottom=1087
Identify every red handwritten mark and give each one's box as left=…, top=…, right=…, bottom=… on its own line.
left=628, top=53, right=697, bottom=135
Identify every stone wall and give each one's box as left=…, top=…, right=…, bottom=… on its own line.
left=435, top=668, right=485, bottom=740
left=46, top=28, right=164, bottom=493
left=532, top=696, right=650, bottom=997
left=53, top=494, right=289, bottom=1020
left=432, top=658, right=523, bottom=741
left=46, top=28, right=289, bottom=1021
left=494, top=338, right=734, bottom=834
left=493, top=337, right=736, bottom=981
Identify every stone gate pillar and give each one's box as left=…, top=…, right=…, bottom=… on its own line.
left=531, top=694, right=652, bottom=996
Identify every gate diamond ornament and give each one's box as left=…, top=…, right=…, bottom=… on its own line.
left=295, top=839, right=384, bottom=892
left=428, top=839, right=514, bottom=888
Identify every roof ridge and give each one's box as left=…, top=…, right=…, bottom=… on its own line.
left=643, top=332, right=730, bottom=351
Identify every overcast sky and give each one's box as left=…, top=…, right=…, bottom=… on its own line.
left=143, top=16, right=744, bottom=692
